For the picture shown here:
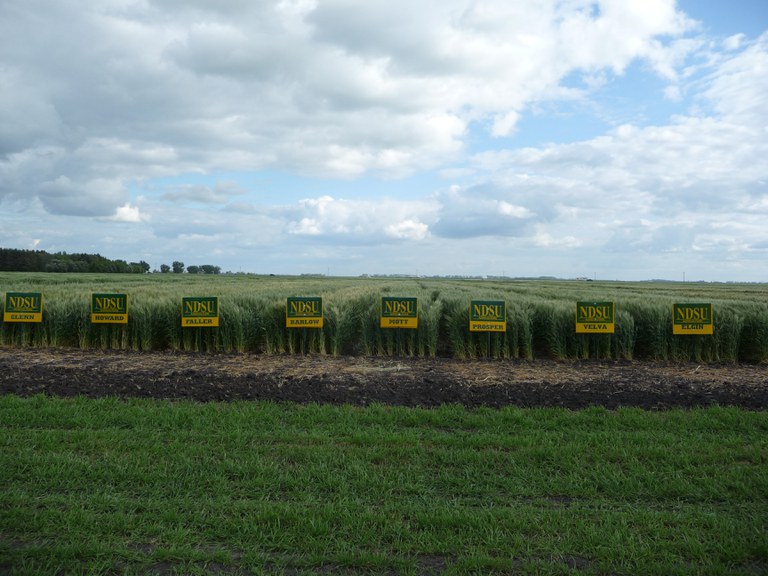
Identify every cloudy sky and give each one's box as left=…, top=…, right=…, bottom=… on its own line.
left=1, top=0, right=766, bottom=280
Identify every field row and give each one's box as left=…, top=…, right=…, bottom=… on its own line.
left=1, top=273, right=767, bottom=361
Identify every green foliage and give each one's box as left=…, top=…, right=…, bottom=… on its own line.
left=2, top=397, right=767, bottom=575
left=530, top=301, right=572, bottom=359
left=0, top=247, right=150, bottom=273
left=1, top=273, right=768, bottom=361
left=738, top=304, right=768, bottom=362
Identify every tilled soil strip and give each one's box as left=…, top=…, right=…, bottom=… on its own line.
left=1, top=348, right=766, bottom=409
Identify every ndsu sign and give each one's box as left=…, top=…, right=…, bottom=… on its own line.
left=673, top=303, right=713, bottom=335
left=3, top=292, right=43, bottom=323
left=181, top=296, right=219, bottom=327
left=576, top=301, right=615, bottom=334
left=287, top=297, right=323, bottom=328
left=469, top=300, right=506, bottom=332
left=381, top=297, right=418, bottom=329
left=91, top=293, right=128, bottom=324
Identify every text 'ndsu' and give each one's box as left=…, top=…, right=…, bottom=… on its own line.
left=286, top=297, right=323, bottom=328
left=576, top=301, right=615, bottom=334
left=91, top=293, right=128, bottom=324
left=181, top=297, right=219, bottom=327
left=380, top=297, right=418, bottom=329
left=3, top=292, right=43, bottom=323
left=673, top=303, right=713, bottom=335
left=469, top=300, right=506, bottom=333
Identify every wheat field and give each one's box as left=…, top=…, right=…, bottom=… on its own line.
left=1, top=272, right=767, bottom=361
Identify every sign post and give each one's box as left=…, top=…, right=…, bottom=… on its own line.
left=469, top=300, right=506, bottom=332
left=470, top=300, right=506, bottom=357
left=380, top=297, right=419, bottom=329
left=181, top=297, right=219, bottom=327
left=181, top=296, right=219, bottom=352
left=576, top=301, right=615, bottom=359
left=286, top=297, right=323, bottom=328
left=3, top=292, right=43, bottom=323
left=286, top=297, right=323, bottom=354
left=380, top=297, right=418, bottom=356
left=91, top=293, right=128, bottom=349
left=672, top=303, right=713, bottom=335
left=575, top=301, right=615, bottom=334
left=91, top=293, right=128, bottom=324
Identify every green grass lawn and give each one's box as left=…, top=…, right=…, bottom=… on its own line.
left=1, top=396, right=767, bottom=575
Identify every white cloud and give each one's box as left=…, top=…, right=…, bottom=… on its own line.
left=533, top=232, right=582, bottom=248
left=36, top=176, right=129, bottom=217
left=724, top=33, right=746, bottom=51
left=384, top=219, right=429, bottom=241
left=0, top=1, right=765, bottom=280
left=498, top=201, right=531, bottom=218
left=702, top=32, right=768, bottom=122
left=160, top=181, right=247, bottom=204
left=288, top=217, right=322, bottom=236
left=283, top=195, right=437, bottom=242
left=491, top=112, right=520, bottom=138
left=0, top=0, right=695, bottom=214
left=441, top=31, right=768, bottom=276
left=110, top=204, right=144, bottom=223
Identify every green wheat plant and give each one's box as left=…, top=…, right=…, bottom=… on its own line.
left=2, top=272, right=768, bottom=361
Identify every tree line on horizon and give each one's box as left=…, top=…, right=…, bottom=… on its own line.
left=0, top=248, right=221, bottom=275
left=0, top=248, right=150, bottom=274
left=157, top=261, right=221, bottom=275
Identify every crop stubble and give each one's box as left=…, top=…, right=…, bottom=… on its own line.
left=1, top=347, right=766, bottom=409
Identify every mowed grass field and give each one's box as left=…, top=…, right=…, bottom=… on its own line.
left=2, top=272, right=768, bottom=361
left=1, top=396, right=767, bottom=575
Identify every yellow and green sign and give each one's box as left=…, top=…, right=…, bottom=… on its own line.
left=3, top=292, right=43, bottom=323
left=181, top=296, right=219, bottom=327
left=469, top=300, right=506, bottom=332
left=381, top=297, right=418, bottom=329
left=91, top=293, right=128, bottom=324
left=576, top=301, right=615, bottom=334
left=673, top=303, right=713, bottom=335
left=287, top=297, right=323, bottom=328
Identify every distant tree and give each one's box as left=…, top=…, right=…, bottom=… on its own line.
left=160, top=264, right=171, bottom=273
left=1, top=248, right=176, bottom=274
left=129, top=261, right=150, bottom=274
left=172, top=261, right=185, bottom=274
left=113, top=259, right=130, bottom=273
left=45, top=258, right=69, bottom=272
left=0, top=248, right=50, bottom=271
left=187, top=265, right=200, bottom=274
left=70, top=260, right=89, bottom=273
left=199, top=264, right=221, bottom=275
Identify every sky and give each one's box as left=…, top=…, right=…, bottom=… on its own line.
left=1, top=0, right=767, bottom=281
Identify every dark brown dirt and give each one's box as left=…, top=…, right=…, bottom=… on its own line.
left=1, top=347, right=767, bottom=409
